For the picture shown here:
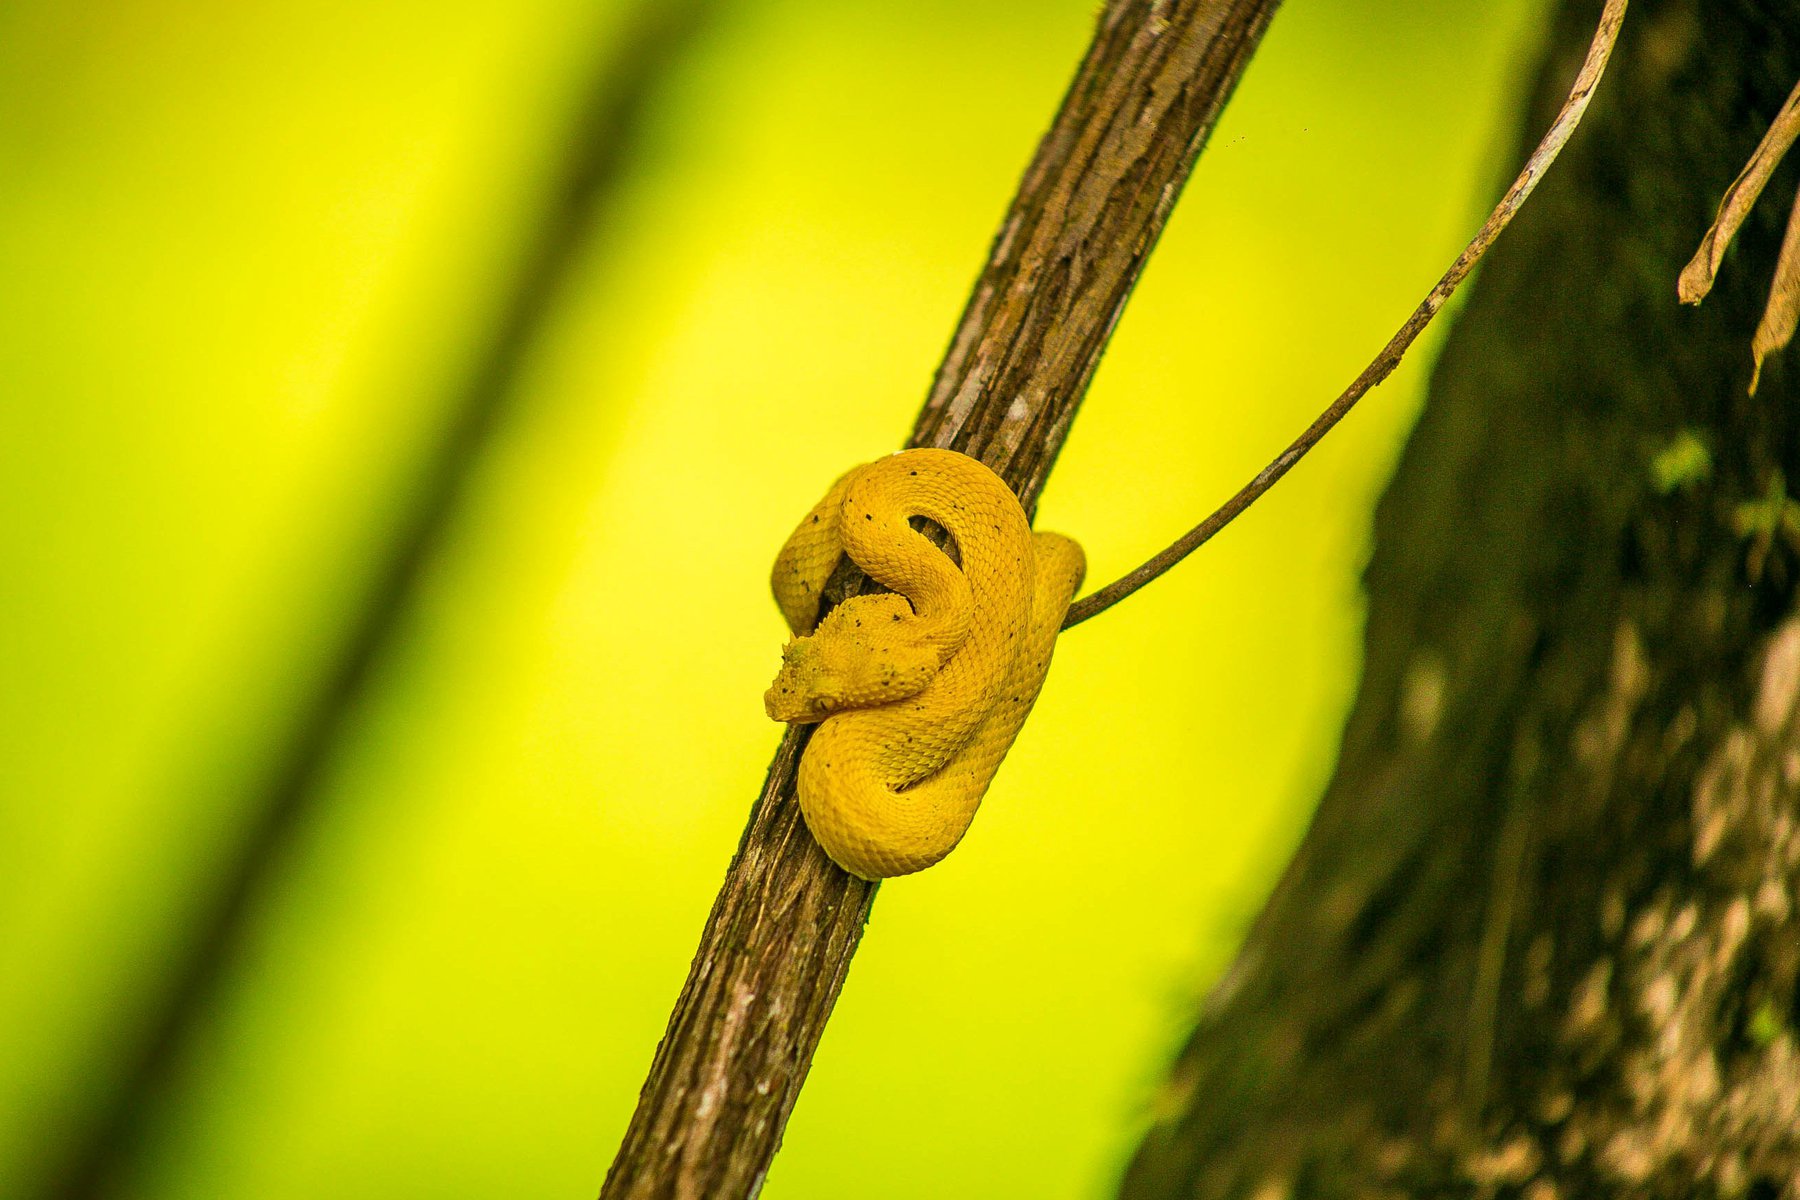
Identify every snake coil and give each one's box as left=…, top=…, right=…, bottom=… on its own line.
left=765, top=448, right=1084, bottom=879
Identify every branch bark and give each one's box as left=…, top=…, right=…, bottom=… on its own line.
left=598, top=2, right=1280, bottom=1196
left=1119, top=1, right=1800, bottom=1196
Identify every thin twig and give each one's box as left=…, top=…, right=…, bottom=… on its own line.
left=1678, top=76, right=1800, bottom=306
left=34, top=4, right=717, bottom=1197
left=1061, top=0, right=1628, bottom=630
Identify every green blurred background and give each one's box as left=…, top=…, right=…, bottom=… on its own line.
left=0, top=1, right=1545, bottom=1196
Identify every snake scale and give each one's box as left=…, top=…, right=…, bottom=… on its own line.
left=764, top=448, right=1085, bottom=879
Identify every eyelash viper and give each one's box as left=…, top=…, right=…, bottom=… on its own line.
left=764, top=447, right=1085, bottom=880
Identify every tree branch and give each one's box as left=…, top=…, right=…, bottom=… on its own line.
left=34, top=3, right=720, bottom=1197
left=598, top=2, right=1281, bottom=1196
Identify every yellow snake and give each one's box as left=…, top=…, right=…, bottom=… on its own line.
left=764, top=448, right=1085, bottom=879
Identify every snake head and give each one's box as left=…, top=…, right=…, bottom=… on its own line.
left=764, top=594, right=941, bottom=723
left=764, top=637, right=848, bottom=723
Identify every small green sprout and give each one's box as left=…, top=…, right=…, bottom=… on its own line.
left=1651, top=430, right=1712, bottom=493
left=1747, top=998, right=1783, bottom=1049
left=1731, top=469, right=1800, bottom=580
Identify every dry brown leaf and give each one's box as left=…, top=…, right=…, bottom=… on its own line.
left=1750, top=185, right=1800, bottom=395
left=1679, top=77, right=1800, bottom=305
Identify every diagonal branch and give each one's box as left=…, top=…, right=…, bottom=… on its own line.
left=33, top=3, right=720, bottom=1197
left=598, top=2, right=1281, bottom=1197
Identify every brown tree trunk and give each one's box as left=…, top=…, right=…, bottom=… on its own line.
left=1120, top=1, right=1800, bottom=1197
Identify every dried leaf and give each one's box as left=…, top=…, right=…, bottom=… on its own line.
left=1679, top=77, right=1800, bottom=306
left=1750, top=185, right=1800, bottom=395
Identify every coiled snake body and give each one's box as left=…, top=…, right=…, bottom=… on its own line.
left=765, top=448, right=1084, bottom=879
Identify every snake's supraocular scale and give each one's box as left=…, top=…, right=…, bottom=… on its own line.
left=764, top=447, right=1085, bottom=879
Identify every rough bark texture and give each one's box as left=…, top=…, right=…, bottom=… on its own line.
left=1120, top=2, right=1800, bottom=1198
left=599, top=2, right=1280, bottom=1197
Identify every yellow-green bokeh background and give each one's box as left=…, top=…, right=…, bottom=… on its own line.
left=1, top=1, right=1544, bottom=1196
